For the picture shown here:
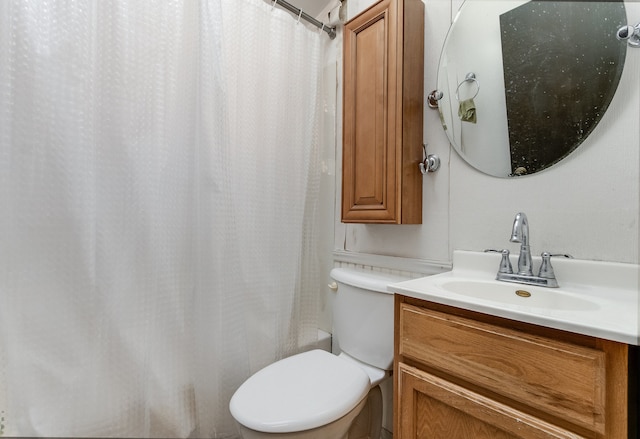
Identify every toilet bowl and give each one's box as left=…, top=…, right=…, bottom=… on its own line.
left=230, top=350, right=372, bottom=439
left=229, top=268, right=408, bottom=438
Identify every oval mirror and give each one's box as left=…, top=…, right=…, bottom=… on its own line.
left=436, top=0, right=627, bottom=177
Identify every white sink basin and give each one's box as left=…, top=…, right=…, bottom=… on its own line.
left=388, top=250, right=640, bottom=345
left=436, top=279, right=600, bottom=311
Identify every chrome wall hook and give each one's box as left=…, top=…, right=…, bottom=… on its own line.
left=419, top=145, right=440, bottom=174
left=427, top=90, right=443, bottom=109
left=420, top=155, right=440, bottom=174
left=616, top=23, right=640, bottom=47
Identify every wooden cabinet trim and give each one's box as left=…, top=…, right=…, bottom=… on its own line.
left=398, top=0, right=424, bottom=224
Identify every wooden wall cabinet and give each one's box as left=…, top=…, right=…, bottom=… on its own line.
left=342, top=0, right=424, bottom=224
left=394, top=295, right=635, bottom=439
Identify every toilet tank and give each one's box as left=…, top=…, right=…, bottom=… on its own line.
left=330, top=268, right=410, bottom=371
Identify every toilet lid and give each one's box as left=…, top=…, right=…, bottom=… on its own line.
left=229, top=349, right=370, bottom=433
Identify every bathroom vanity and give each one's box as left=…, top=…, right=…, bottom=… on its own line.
left=394, top=296, right=635, bottom=438
left=390, top=251, right=639, bottom=439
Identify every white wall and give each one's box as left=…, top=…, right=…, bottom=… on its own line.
left=330, top=0, right=640, bottom=267
left=318, top=37, right=339, bottom=333
left=320, top=2, right=639, bottom=434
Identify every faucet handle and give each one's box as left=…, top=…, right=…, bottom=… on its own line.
left=484, top=249, right=513, bottom=274
left=538, top=252, right=573, bottom=279
left=538, top=252, right=555, bottom=279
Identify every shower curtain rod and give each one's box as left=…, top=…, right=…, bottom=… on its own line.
left=272, top=0, right=337, bottom=39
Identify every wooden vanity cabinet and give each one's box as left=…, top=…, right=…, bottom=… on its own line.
left=394, top=295, right=633, bottom=439
left=341, top=0, right=424, bottom=224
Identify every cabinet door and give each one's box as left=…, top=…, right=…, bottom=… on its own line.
left=342, top=0, right=423, bottom=224
left=343, top=0, right=398, bottom=223
left=397, top=363, right=588, bottom=439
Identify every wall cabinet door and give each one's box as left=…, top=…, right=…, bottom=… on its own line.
left=342, top=0, right=424, bottom=224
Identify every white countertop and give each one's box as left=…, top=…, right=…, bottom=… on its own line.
left=388, top=250, right=640, bottom=345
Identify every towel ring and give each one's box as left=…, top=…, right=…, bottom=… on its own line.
left=455, top=73, right=480, bottom=101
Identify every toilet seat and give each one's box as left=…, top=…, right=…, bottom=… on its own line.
left=229, top=349, right=370, bottom=434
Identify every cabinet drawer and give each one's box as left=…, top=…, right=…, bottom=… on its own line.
left=398, top=303, right=606, bottom=434
left=397, top=362, right=588, bottom=439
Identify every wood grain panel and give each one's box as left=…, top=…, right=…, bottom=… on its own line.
left=398, top=0, right=424, bottom=224
left=341, top=0, right=423, bottom=224
left=353, top=15, right=387, bottom=208
left=399, top=303, right=606, bottom=434
left=398, top=362, right=589, bottom=439
left=343, top=1, right=396, bottom=222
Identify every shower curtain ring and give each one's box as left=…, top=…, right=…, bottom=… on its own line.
left=297, top=9, right=303, bottom=24
left=271, top=0, right=278, bottom=11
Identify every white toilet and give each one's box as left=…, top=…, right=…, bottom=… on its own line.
left=229, top=267, right=407, bottom=439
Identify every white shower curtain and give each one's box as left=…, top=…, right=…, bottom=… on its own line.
left=0, top=0, right=323, bottom=437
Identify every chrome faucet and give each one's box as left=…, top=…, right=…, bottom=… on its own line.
left=487, top=212, right=573, bottom=288
left=510, top=212, right=533, bottom=276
